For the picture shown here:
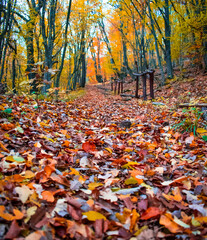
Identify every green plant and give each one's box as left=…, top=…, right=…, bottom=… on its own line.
left=172, top=107, right=203, bottom=135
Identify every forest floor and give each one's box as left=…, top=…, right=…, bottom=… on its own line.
left=0, top=71, right=207, bottom=240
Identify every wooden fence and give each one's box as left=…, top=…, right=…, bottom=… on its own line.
left=111, top=69, right=155, bottom=100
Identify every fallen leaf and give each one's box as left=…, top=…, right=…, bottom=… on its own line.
left=159, top=214, right=181, bottom=233
left=88, top=182, right=103, bottom=190
left=83, top=211, right=106, bottom=221
left=4, top=220, right=21, bottom=239
left=25, top=206, right=37, bottom=223
left=82, top=141, right=96, bottom=152
left=140, top=207, right=162, bottom=220
left=0, top=206, right=24, bottom=221
left=15, top=185, right=33, bottom=203
left=41, top=191, right=55, bottom=202
left=100, top=188, right=118, bottom=202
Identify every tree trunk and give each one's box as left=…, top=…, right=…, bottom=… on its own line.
left=41, top=0, right=57, bottom=93
left=201, top=0, right=207, bottom=71
left=55, top=0, right=72, bottom=93
left=148, top=0, right=165, bottom=85
left=12, top=40, right=17, bottom=93
left=164, top=0, right=173, bottom=78
left=98, top=19, right=118, bottom=75
left=80, top=30, right=86, bottom=88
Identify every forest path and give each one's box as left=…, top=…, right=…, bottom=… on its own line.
left=0, top=84, right=207, bottom=239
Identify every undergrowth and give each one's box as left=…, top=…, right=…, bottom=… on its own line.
left=172, top=107, right=204, bottom=135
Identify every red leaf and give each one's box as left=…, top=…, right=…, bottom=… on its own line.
left=4, top=220, right=21, bottom=239
left=140, top=207, right=162, bottom=220
left=82, top=141, right=96, bottom=152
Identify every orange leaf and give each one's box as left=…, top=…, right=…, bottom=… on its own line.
left=41, top=191, right=55, bottom=202
left=0, top=206, right=24, bottom=221
left=13, top=209, right=24, bottom=220
left=172, top=187, right=183, bottom=202
left=0, top=141, right=9, bottom=152
left=140, top=207, right=162, bottom=220
left=82, top=141, right=96, bottom=152
left=1, top=123, right=15, bottom=131
left=174, top=132, right=181, bottom=140
left=130, top=170, right=144, bottom=176
left=44, top=165, right=54, bottom=178
left=62, top=140, right=70, bottom=147
left=130, top=209, right=140, bottom=232
left=160, top=214, right=181, bottom=233
left=60, top=130, right=67, bottom=135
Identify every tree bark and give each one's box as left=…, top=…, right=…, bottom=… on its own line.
left=164, top=0, right=173, bottom=78
left=55, top=0, right=72, bottom=93
left=80, top=29, right=86, bottom=88
left=148, top=0, right=165, bottom=85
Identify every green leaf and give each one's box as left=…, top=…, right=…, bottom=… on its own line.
left=4, top=108, right=12, bottom=114
left=16, top=126, right=24, bottom=134
left=6, top=156, right=25, bottom=163
left=202, top=136, right=207, bottom=142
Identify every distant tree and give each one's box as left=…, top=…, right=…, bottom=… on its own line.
left=0, top=0, right=16, bottom=83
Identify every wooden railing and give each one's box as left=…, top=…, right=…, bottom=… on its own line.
left=133, top=70, right=155, bottom=100
left=111, top=79, right=124, bottom=95
left=111, top=69, right=155, bottom=100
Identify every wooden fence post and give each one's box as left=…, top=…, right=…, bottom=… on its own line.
left=117, top=81, right=120, bottom=95
left=111, top=81, right=113, bottom=91
left=121, top=80, right=123, bottom=93
left=142, top=72, right=147, bottom=100
left=114, top=80, right=117, bottom=94
left=149, top=70, right=155, bottom=99
left=135, top=76, right=139, bottom=98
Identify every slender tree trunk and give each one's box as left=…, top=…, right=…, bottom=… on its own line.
left=91, top=41, right=99, bottom=82
left=148, top=0, right=165, bottom=85
left=141, top=18, right=148, bottom=71
left=41, top=0, right=57, bottom=93
left=55, top=0, right=72, bottom=93
left=97, top=36, right=102, bottom=76
left=164, top=0, right=173, bottom=78
left=80, top=29, right=86, bottom=88
left=25, top=29, right=36, bottom=92
left=0, top=37, right=8, bottom=83
left=12, top=40, right=17, bottom=93
left=98, top=19, right=118, bottom=75
left=201, top=0, right=207, bottom=71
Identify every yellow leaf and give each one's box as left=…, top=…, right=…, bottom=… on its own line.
left=196, top=128, right=207, bottom=136
left=69, top=168, right=80, bottom=175
left=124, top=177, right=138, bottom=185
left=88, top=182, right=103, bottom=190
left=82, top=211, right=106, bottom=221
left=122, top=162, right=140, bottom=169
left=25, top=206, right=37, bottom=223
left=194, top=216, right=207, bottom=224
left=124, top=147, right=133, bottom=152
left=105, top=148, right=112, bottom=153
left=24, top=170, right=35, bottom=179
left=116, top=208, right=131, bottom=223
left=29, top=192, right=41, bottom=207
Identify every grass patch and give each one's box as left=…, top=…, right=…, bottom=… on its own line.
left=62, top=89, right=86, bottom=102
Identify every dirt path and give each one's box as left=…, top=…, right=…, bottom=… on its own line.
left=0, top=85, right=207, bottom=239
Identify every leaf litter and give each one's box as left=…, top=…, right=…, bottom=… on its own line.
left=0, top=84, right=206, bottom=239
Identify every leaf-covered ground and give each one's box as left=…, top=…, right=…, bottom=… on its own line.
left=0, top=79, right=207, bottom=239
